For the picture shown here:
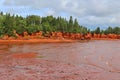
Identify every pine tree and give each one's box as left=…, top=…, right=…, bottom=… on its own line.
left=68, top=16, right=73, bottom=33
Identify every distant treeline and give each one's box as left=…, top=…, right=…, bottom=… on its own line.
left=0, top=12, right=120, bottom=37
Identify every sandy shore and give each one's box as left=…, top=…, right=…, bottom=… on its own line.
left=0, top=39, right=74, bottom=44
left=0, top=38, right=119, bottom=44
left=0, top=53, right=119, bottom=80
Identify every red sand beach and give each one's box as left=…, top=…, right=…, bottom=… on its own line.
left=0, top=39, right=74, bottom=44
left=0, top=38, right=119, bottom=44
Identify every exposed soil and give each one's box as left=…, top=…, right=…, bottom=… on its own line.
left=0, top=39, right=74, bottom=44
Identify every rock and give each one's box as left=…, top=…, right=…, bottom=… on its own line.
left=93, top=33, right=97, bottom=38
left=107, top=34, right=118, bottom=39
left=63, top=32, right=70, bottom=39
left=2, top=35, right=9, bottom=40
left=85, top=33, right=92, bottom=40
left=56, top=32, right=63, bottom=39
left=101, top=34, right=107, bottom=38
left=75, top=33, right=81, bottom=39
left=117, top=35, right=120, bottom=39
left=23, top=31, right=28, bottom=36
left=70, top=33, right=76, bottom=40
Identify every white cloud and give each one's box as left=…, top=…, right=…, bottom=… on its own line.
left=1, top=0, right=120, bottom=29
left=44, top=8, right=56, bottom=15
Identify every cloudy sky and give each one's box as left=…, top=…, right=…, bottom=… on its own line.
left=0, top=0, right=120, bottom=30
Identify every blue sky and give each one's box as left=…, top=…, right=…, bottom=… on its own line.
left=0, top=0, right=120, bottom=30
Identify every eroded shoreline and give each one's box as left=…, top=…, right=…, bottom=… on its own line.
left=0, top=38, right=119, bottom=44
left=0, top=39, right=74, bottom=44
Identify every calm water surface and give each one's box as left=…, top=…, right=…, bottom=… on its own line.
left=0, top=40, right=120, bottom=72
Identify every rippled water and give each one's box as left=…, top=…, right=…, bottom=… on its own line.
left=0, top=40, right=120, bottom=72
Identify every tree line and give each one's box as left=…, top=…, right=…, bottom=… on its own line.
left=91, top=26, right=120, bottom=35
left=0, top=12, right=120, bottom=38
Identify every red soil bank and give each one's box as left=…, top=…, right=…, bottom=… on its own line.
left=0, top=31, right=119, bottom=43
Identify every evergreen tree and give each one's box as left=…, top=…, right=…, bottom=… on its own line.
left=113, top=27, right=120, bottom=34
left=0, top=12, right=119, bottom=38
left=95, top=27, right=100, bottom=34
left=2, top=13, right=15, bottom=36
left=73, top=18, right=79, bottom=33
left=68, top=16, right=73, bottom=32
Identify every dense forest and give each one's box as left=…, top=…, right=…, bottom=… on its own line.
left=0, top=12, right=120, bottom=39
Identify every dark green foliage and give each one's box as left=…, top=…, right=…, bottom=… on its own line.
left=2, top=13, right=15, bottom=36
left=104, top=26, right=113, bottom=34
left=26, top=15, right=41, bottom=26
left=73, top=19, right=79, bottom=33
left=14, top=17, right=27, bottom=35
left=102, top=26, right=120, bottom=34
left=95, top=27, right=101, bottom=34
left=0, top=12, right=119, bottom=38
left=92, top=26, right=120, bottom=34
left=68, top=16, right=73, bottom=32
left=113, top=27, right=120, bottom=34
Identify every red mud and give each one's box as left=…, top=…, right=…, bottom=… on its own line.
left=0, top=55, right=120, bottom=80
left=0, top=44, right=120, bottom=80
left=0, top=39, right=74, bottom=44
left=10, top=53, right=37, bottom=58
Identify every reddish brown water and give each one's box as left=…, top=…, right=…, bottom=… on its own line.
left=0, top=40, right=120, bottom=73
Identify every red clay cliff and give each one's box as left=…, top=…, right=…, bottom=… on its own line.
left=0, top=31, right=119, bottom=43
